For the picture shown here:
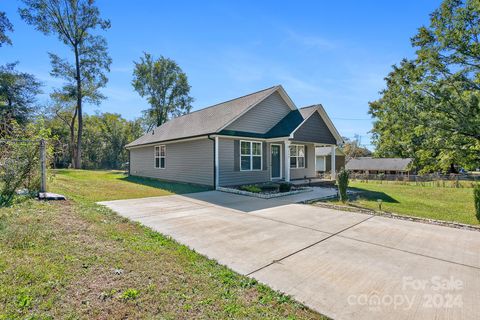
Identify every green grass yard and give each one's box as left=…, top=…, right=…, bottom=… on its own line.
left=331, top=181, right=478, bottom=225
left=0, top=170, right=325, bottom=319
left=50, top=169, right=211, bottom=202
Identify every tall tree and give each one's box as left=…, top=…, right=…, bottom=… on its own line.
left=369, top=0, right=480, bottom=172
left=20, top=0, right=111, bottom=168
left=132, top=53, right=193, bottom=130
left=0, top=11, right=13, bottom=47
left=0, top=63, right=42, bottom=137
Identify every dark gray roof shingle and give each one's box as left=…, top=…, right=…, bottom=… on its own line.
left=346, top=157, right=413, bottom=171
left=126, top=86, right=278, bottom=147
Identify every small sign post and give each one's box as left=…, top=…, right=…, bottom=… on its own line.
left=40, top=139, right=46, bottom=193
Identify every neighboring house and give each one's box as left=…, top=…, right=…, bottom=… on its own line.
left=315, top=147, right=345, bottom=173
left=345, top=157, right=413, bottom=175
left=126, top=85, right=342, bottom=188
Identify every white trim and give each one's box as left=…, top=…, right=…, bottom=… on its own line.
left=217, top=85, right=297, bottom=132
left=270, top=143, right=283, bottom=180
left=127, top=135, right=208, bottom=149
left=331, top=145, right=336, bottom=180
left=239, top=140, right=263, bottom=171
left=214, top=136, right=219, bottom=189
left=284, top=141, right=291, bottom=182
left=289, top=144, right=306, bottom=169
left=154, top=145, right=166, bottom=169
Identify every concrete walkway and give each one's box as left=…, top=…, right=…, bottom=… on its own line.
left=99, top=191, right=480, bottom=320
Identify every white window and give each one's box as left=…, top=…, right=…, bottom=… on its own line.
left=240, top=140, right=262, bottom=171
left=154, top=145, right=166, bottom=169
left=290, top=145, right=305, bottom=169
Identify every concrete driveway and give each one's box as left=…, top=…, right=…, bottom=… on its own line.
left=99, top=191, right=480, bottom=320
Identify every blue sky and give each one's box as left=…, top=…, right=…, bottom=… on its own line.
left=1, top=0, right=440, bottom=149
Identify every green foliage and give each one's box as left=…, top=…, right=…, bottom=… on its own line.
left=120, top=288, right=139, bottom=300
left=369, top=0, right=480, bottom=172
left=0, top=121, right=52, bottom=207
left=0, top=63, right=42, bottom=136
left=45, top=111, right=143, bottom=169
left=279, top=182, right=292, bottom=193
left=20, top=0, right=111, bottom=168
left=132, top=52, right=193, bottom=129
left=82, top=113, right=143, bottom=169
left=239, top=185, right=262, bottom=193
left=0, top=11, right=13, bottom=47
left=260, top=182, right=279, bottom=192
left=337, top=169, right=349, bottom=203
left=475, top=184, right=480, bottom=221
left=341, top=137, right=371, bottom=159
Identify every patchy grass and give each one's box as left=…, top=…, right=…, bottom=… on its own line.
left=0, top=170, right=326, bottom=319
left=50, top=169, right=211, bottom=202
left=327, top=181, right=478, bottom=225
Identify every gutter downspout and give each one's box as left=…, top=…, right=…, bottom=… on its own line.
left=207, top=135, right=217, bottom=189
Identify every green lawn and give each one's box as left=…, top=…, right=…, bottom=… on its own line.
left=50, top=169, right=211, bottom=202
left=0, top=169, right=325, bottom=319
left=331, top=181, right=478, bottom=225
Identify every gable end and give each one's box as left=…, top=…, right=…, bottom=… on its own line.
left=224, top=91, right=292, bottom=134
left=292, top=111, right=337, bottom=144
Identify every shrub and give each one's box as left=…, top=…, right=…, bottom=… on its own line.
left=0, top=121, right=52, bottom=207
left=239, top=185, right=262, bottom=193
left=337, top=168, right=349, bottom=203
left=279, top=183, right=292, bottom=193
left=260, top=182, right=279, bottom=192
left=475, top=184, right=480, bottom=221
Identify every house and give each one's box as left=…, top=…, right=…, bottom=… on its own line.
left=345, top=157, right=413, bottom=175
left=315, top=147, right=345, bottom=174
left=126, top=85, right=343, bottom=188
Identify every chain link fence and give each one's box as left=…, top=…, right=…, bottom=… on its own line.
left=0, top=139, right=47, bottom=206
left=318, top=171, right=479, bottom=188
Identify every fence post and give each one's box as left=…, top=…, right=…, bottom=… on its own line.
left=40, top=139, right=46, bottom=193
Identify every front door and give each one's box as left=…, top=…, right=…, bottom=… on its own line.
left=271, top=144, right=281, bottom=179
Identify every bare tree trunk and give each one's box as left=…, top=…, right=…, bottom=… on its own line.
left=69, top=108, right=77, bottom=168
left=74, top=44, right=82, bottom=169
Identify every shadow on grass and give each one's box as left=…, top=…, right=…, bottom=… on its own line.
left=349, top=187, right=399, bottom=203
left=120, top=175, right=212, bottom=194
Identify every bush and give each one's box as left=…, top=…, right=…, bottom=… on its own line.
left=279, top=183, right=292, bottom=193
left=239, top=185, right=262, bottom=193
left=0, top=121, right=52, bottom=207
left=260, top=182, right=279, bottom=192
left=337, top=168, right=349, bottom=203
left=475, top=184, right=480, bottom=221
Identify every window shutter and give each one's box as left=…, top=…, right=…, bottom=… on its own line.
left=304, top=145, right=308, bottom=168
left=262, top=143, right=267, bottom=171
left=233, top=140, right=240, bottom=171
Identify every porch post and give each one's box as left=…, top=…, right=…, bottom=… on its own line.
left=331, top=145, right=336, bottom=180
left=214, top=136, right=219, bottom=189
left=285, top=140, right=291, bottom=182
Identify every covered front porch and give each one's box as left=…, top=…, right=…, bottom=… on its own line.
left=269, top=140, right=338, bottom=183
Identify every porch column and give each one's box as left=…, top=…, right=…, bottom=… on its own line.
left=285, top=140, right=291, bottom=182
left=331, top=145, right=336, bottom=180
left=214, top=136, right=219, bottom=189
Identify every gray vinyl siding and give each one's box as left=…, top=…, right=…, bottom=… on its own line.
left=290, top=143, right=316, bottom=180
left=225, top=92, right=291, bottom=134
left=129, top=138, right=213, bottom=186
left=218, top=138, right=270, bottom=186
left=292, top=112, right=337, bottom=144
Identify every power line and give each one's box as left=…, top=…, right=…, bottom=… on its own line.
left=331, top=117, right=372, bottom=121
